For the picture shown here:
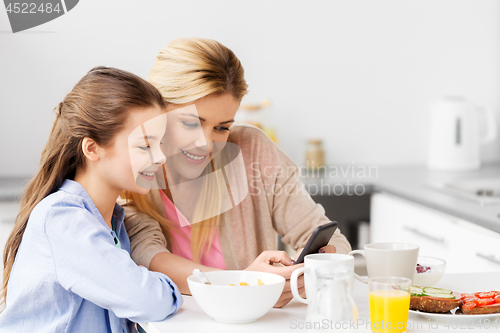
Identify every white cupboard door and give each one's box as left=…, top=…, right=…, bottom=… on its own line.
left=370, top=193, right=500, bottom=273
left=371, top=193, right=453, bottom=260
left=448, top=219, right=500, bottom=273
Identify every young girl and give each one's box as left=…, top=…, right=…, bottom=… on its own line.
left=0, top=67, right=182, bottom=332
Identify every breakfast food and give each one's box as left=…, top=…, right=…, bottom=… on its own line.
left=413, top=258, right=446, bottom=287
left=229, top=279, right=265, bottom=286
left=410, top=287, right=500, bottom=315
left=459, top=291, right=500, bottom=314
left=410, top=287, right=461, bottom=313
left=415, top=264, right=431, bottom=274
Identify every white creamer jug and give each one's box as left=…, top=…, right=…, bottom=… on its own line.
left=305, top=265, right=358, bottom=332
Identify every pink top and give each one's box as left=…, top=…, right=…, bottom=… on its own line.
left=159, top=190, right=226, bottom=269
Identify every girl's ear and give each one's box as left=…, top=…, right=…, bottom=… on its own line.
left=81, top=137, right=101, bottom=162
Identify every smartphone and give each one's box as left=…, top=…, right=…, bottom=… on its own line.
left=294, top=221, right=338, bottom=264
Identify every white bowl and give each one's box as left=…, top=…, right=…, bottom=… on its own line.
left=187, top=270, right=285, bottom=323
left=412, top=256, right=446, bottom=287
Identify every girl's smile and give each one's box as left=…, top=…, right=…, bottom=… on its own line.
left=127, top=112, right=168, bottom=191
left=138, top=170, right=157, bottom=181
left=138, top=165, right=160, bottom=181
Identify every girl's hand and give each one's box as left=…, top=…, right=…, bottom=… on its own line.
left=244, top=251, right=305, bottom=308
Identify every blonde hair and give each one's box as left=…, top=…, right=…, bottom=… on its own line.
left=1, top=67, right=165, bottom=309
left=124, top=37, right=248, bottom=263
left=149, top=37, right=248, bottom=104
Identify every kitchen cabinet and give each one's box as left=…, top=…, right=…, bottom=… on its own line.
left=279, top=193, right=370, bottom=275
left=310, top=194, right=370, bottom=275
left=310, top=193, right=371, bottom=249
left=371, top=192, right=500, bottom=273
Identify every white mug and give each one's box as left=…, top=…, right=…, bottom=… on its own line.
left=348, top=242, right=419, bottom=284
left=290, top=253, right=354, bottom=304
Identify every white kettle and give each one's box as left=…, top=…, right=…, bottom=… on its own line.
left=427, top=96, right=497, bottom=171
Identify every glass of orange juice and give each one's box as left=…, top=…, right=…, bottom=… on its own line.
left=368, top=277, right=411, bottom=333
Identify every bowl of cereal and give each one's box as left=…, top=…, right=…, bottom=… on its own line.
left=412, top=256, right=446, bottom=287
left=187, top=270, right=285, bottom=323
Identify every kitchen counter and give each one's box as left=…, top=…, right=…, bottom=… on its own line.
left=140, top=271, right=500, bottom=333
left=301, top=164, right=500, bottom=234
left=3, top=164, right=500, bottom=233
left=0, top=177, right=28, bottom=201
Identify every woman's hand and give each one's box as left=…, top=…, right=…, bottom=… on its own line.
left=244, top=251, right=305, bottom=308
left=294, top=244, right=337, bottom=260
left=319, top=245, right=337, bottom=253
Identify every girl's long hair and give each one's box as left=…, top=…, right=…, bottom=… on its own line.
left=122, top=37, right=248, bottom=263
left=1, top=66, right=165, bottom=308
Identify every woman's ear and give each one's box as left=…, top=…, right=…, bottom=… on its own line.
left=81, top=137, right=101, bottom=162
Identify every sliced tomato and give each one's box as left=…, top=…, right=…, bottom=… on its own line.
left=491, top=291, right=500, bottom=296
left=463, top=302, right=477, bottom=310
left=463, top=297, right=478, bottom=304
left=494, top=295, right=500, bottom=304
left=477, top=298, right=495, bottom=306
left=477, top=291, right=497, bottom=299
left=460, top=293, right=476, bottom=300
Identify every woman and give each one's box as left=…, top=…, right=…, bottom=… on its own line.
left=121, top=38, right=351, bottom=308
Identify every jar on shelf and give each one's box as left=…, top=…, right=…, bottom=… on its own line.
left=305, top=139, right=325, bottom=170
left=237, top=99, right=278, bottom=143
left=237, top=103, right=264, bottom=129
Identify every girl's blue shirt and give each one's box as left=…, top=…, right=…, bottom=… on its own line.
left=0, top=179, right=183, bottom=333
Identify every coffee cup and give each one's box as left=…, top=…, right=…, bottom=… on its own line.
left=290, top=253, right=354, bottom=304
left=348, top=242, right=419, bottom=284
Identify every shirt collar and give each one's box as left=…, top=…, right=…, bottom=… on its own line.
left=59, top=179, right=125, bottom=229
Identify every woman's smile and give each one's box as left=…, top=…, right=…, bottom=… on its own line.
left=180, top=148, right=208, bottom=164
left=162, top=93, right=239, bottom=182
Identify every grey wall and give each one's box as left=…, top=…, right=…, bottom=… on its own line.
left=1, top=0, right=499, bottom=177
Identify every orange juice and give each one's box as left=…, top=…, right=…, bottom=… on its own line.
left=369, top=290, right=410, bottom=333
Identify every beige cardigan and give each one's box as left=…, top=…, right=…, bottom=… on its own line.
left=123, top=125, right=351, bottom=270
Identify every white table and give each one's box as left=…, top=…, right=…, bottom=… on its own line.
left=141, top=272, right=500, bottom=333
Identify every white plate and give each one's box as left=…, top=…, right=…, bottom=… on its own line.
left=409, top=309, right=500, bottom=320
